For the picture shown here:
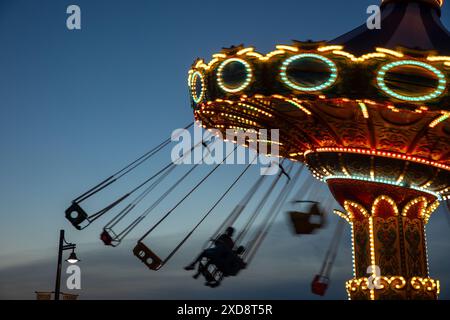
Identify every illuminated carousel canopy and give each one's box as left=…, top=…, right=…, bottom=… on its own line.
left=188, top=0, right=450, bottom=201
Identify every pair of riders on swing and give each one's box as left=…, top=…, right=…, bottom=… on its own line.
left=184, top=227, right=246, bottom=285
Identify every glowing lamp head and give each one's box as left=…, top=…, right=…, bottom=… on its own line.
left=66, top=251, right=80, bottom=264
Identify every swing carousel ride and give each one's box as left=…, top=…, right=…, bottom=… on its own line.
left=65, top=0, right=450, bottom=300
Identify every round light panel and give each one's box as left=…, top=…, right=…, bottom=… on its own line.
left=217, top=58, right=252, bottom=93
left=280, top=53, right=338, bottom=91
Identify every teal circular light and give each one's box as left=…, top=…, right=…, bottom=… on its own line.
left=189, top=71, right=205, bottom=103
left=377, top=60, right=447, bottom=102
left=217, top=58, right=252, bottom=93
left=280, top=53, right=338, bottom=91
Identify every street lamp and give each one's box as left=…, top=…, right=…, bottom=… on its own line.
left=55, top=229, right=79, bottom=300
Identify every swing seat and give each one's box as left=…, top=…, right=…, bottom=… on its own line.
left=288, top=205, right=324, bottom=235
left=65, top=202, right=89, bottom=230
left=100, top=230, right=114, bottom=246
left=133, top=242, right=163, bottom=270
left=199, top=262, right=223, bottom=288
left=199, top=262, right=216, bottom=282
left=311, top=275, right=329, bottom=296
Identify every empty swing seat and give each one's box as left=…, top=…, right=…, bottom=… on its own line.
left=100, top=230, right=114, bottom=246
left=133, top=242, right=163, bottom=270
left=65, top=202, right=89, bottom=230
left=311, top=275, right=329, bottom=296
left=288, top=211, right=321, bottom=234
left=288, top=203, right=324, bottom=235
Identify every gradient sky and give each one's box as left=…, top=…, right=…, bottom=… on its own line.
left=0, top=0, right=449, bottom=300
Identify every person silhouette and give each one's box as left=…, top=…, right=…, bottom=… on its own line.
left=184, top=227, right=235, bottom=274
left=214, top=226, right=235, bottom=250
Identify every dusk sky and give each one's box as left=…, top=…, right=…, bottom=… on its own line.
left=0, top=0, right=449, bottom=300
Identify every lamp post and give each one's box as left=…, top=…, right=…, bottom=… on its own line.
left=54, top=229, right=79, bottom=300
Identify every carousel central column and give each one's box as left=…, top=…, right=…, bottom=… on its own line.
left=330, top=179, right=440, bottom=300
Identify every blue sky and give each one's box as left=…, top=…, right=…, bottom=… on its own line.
left=0, top=0, right=449, bottom=299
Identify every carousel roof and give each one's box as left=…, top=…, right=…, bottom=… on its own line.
left=331, top=0, right=450, bottom=55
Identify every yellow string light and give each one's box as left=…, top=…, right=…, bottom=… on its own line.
left=401, top=197, right=428, bottom=218
left=429, top=111, right=450, bottom=128
left=286, top=99, right=312, bottom=115
left=190, top=46, right=410, bottom=75
left=424, top=200, right=440, bottom=224
left=375, top=47, right=404, bottom=58
left=245, top=52, right=264, bottom=59
left=358, top=102, right=370, bottom=119
left=317, top=45, right=344, bottom=52
left=368, top=216, right=376, bottom=300
left=333, top=209, right=351, bottom=224
left=237, top=48, right=254, bottom=56
left=260, top=49, right=286, bottom=61
left=347, top=276, right=440, bottom=296
left=311, top=147, right=450, bottom=171
left=350, top=222, right=356, bottom=279
left=275, top=45, right=299, bottom=52
left=218, top=112, right=257, bottom=126
left=332, top=50, right=385, bottom=62
left=237, top=102, right=273, bottom=118
left=344, top=200, right=369, bottom=219
left=372, top=195, right=399, bottom=216
left=411, top=277, right=440, bottom=293
left=427, top=56, right=450, bottom=62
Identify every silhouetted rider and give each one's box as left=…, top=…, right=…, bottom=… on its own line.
left=214, top=226, right=235, bottom=250
left=184, top=227, right=235, bottom=273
